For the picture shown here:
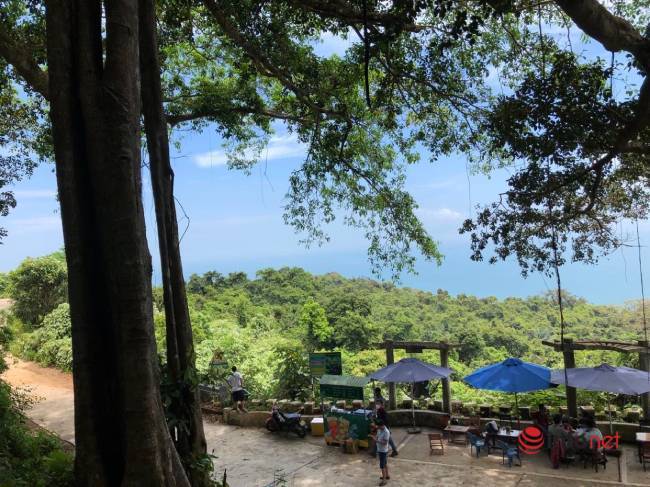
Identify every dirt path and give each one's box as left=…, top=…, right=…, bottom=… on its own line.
left=1, top=355, right=75, bottom=444
left=0, top=298, right=13, bottom=311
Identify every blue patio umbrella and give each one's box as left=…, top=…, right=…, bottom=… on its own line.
left=464, top=358, right=553, bottom=417
left=368, top=357, right=453, bottom=383
left=368, top=358, right=452, bottom=433
left=551, top=364, right=650, bottom=434
left=550, top=364, right=650, bottom=396
left=464, top=358, right=552, bottom=393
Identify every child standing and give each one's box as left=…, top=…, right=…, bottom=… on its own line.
left=372, top=419, right=391, bottom=485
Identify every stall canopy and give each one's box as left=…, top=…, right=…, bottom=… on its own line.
left=319, top=374, right=370, bottom=401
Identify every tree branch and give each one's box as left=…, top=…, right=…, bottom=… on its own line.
left=166, top=105, right=307, bottom=126
left=201, top=0, right=345, bottom=119
left=554, top=0, right=650, bottom=70
left=0, top=20, right=49, bottom=99
left=285, top=0, right=425, bottom=32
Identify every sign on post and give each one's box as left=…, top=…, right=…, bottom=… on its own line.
left=309, top=352, right=342, bottom=377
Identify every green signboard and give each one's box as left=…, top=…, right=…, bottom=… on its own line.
left=309, top=352, right=342, bottom=377
left=320, top=383, right=364, bottom=401
left=319, top=375, right=369, bottom=401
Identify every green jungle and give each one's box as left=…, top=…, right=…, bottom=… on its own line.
left=2, top=251, right=647, bottom=417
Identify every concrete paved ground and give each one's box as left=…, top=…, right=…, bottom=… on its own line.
left=208, top=423, right=650, bottom=487
left=4, top=358, right=650, bottom=486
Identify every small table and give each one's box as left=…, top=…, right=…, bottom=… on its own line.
left=487, top=428, right=520, bottom=449
left=636, top=432, right=650, bottom=462
left=444, top=425, right=470, bottom=445
left=497, top=428, right=521, bottom=442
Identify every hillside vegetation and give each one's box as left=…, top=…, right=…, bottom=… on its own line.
left=4, top=253, right=648, bottom=409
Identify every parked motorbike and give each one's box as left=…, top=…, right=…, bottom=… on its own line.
left=265, top=404, right=308, bottom=438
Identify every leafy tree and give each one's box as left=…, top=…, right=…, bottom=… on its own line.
left=299, top=298, right=332, bottom=351
left=1, top=0, right=648, bottom=484
left=462, top=3, right=650, bottom=277
left=332, top=311, right=375, bottom=351
left=0, top=272, right=9, bottom=297
left=8, top=254, right=67, bottom=328
left=186, top=271, right=226, bottom=295
left=273, top=342, right=312, bottom=401
left=454, top=326, right=486, bottom=364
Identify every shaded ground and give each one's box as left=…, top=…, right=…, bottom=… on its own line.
left=4, top=358, right=650, bottom=486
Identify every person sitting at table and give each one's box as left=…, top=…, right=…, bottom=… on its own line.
left=533, top=404, right=550, bottom=447
left=577, top=418, right=603, bottom=452
left=483, top=419, right=499, bottom=447
left=549, top=414, right=568, bottom=468
left=562, top=416, right=578, bottom=454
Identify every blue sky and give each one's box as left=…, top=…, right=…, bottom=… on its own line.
left=2, top=26, right=648, bottom=305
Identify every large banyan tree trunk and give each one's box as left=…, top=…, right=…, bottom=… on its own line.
left=45, top=0, right=190, bottom=484
left=138, top=0, right=208, bottom=483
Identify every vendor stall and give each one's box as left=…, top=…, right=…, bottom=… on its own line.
left=319, top=374, right=372, bottom=449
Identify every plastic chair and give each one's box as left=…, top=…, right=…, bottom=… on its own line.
left=496, top=440, right=521, bottom=467
left=467, top=433, right=488, bottom=458
left=579, top=447, right=607, bottom=472
left=467, top=415, right=481, bottom=434
left=641, top=443, right=650, bottom=472
left=429, top=433, right=444, bottom=455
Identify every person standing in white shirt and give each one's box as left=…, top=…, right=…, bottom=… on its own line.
left=227, top=366, right=247, bottom=413
left=372, top=420, right=391, bottom=485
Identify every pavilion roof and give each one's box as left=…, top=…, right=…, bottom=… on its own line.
left=542, top=339, right=649, bottom=353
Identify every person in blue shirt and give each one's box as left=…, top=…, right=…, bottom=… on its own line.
left=371, top=419, right=391, bottom=485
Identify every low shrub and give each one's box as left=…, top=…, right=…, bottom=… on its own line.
left=0, top=357, right=73, bottom=486
left=12, top=304, right=72, bottom=372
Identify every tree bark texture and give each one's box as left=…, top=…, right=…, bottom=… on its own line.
left=45, top=0, right=190, bottom=485
left=138, top=0, right=208, bottom=483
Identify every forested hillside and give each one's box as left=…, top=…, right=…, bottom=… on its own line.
left=4, top=253, right=647, bottom=409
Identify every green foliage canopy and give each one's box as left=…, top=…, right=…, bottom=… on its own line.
left=8, top=253, right=67, bottom=328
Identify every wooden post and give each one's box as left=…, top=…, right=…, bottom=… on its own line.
left=385, top=340, right=396, bottom=410
left=440, top=345, right=451, bottom=414
left=639, top=340, right=650, bottom=421
left=562, top=338, right=578, bottom=418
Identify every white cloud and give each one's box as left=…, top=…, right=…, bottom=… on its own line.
left=13, top=189, right=57, bottom=199
left=417, top=207, right=464, bottom=223
left=7, top=215, right=61, bottom=234
left=194, top=134, right=306, bottom=168
left=416, top=179, right=462, bottom=190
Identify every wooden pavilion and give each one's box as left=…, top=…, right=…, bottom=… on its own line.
left=542, top=338, right=650, bottom=420
left=372, top=340, right=458, bottom=412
